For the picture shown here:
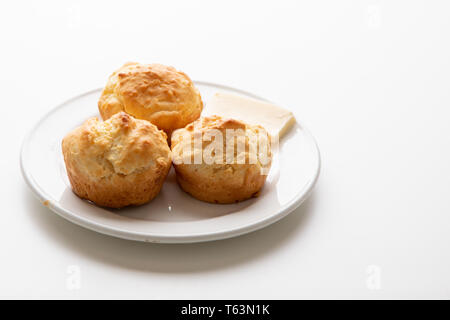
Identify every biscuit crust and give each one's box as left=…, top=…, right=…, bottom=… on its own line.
left=98, top=62, right=203, bottom=136
left=171, top=116, right=272, bottom=204
left=62, top=112, right=172, bottom=208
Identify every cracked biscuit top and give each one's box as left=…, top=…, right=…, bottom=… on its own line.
left=98, top=62, right=203, bottom=136
left=63, top=112, right=171, bottom=179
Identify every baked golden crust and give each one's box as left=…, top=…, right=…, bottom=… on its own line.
left=62, top=112, right=172, bottom=208
left=171, top=116, right=272, bottom=204
left=98, top=62, right=203, bottom=136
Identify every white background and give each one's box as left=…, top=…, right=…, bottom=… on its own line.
left=1, top=0, right=449, bottom=299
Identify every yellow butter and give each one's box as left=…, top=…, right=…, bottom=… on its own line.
left=205, top=92, right=296, bottom=138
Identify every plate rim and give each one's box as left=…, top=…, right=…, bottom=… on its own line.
left=20, top=81, right=321, bottom=243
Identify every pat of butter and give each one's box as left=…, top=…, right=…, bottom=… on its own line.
left=205, top=92, right=296, bottom=138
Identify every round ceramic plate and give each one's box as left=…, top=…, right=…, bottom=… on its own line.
left=20, top=82, right=320, bottom=243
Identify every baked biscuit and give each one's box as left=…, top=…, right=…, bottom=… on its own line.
left=98, top=62, right=203, bottom=136
left=171, top=116, right=272, bottom=204
left=62, top=112, right=172, bottom=208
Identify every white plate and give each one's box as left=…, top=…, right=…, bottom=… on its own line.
left=20, top=82, right=320, bottom=243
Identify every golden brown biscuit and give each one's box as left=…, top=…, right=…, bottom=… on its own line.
left=98, top=62, right=203, bottom=137
left=171, top=116, right=272, bottom=204
left=62, top=112, right=172, bottom=208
